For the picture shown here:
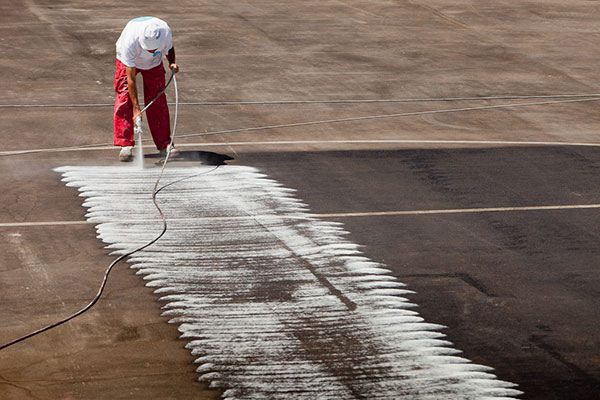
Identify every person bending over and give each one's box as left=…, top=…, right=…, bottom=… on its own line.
left=114, top=16, right=180, bottom=162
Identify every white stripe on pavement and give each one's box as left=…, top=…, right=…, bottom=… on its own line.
left=2, top=203, right=600, bottom=228
left=2, top=138, right=600, bottom=156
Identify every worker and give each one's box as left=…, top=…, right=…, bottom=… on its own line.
left=114, top=16, right=180, bottom=162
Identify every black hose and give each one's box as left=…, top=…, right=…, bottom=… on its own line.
left=0, top=70, right=206, bottom=352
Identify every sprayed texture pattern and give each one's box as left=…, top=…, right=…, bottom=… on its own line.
left=56, top=165, right=521, bottom=400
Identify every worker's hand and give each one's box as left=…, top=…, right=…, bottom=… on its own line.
left=133, top=105, right=142, bottom=122
left=169, top=63, right=180, bottom=73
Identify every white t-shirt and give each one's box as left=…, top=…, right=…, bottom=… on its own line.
left=116, top=17, right=173, bottom=70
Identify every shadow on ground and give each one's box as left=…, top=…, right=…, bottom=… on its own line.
left=146, top=150, right=234, bottom=166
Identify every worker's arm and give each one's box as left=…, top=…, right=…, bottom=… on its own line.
left=125, top=66, right=142, bottom=121
left=167, top=47, right=179, bottom=73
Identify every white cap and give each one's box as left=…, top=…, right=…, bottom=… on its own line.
left=140, top=22, right=166, bottom=50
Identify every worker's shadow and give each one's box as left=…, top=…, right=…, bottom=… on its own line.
left=146, top=150, right=234, bottom=166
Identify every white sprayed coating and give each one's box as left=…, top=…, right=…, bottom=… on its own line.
left=56, top=165, right=522, bottom=399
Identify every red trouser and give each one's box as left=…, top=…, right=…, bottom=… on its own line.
left=113, top=59, right=171, bottom=149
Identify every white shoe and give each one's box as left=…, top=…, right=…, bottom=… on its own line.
left=119, top=146, right=133, bottom=162
left=159, top=145, right=180, bottom=158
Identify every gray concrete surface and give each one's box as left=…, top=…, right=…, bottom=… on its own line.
left=1, top=0, right=599, bottom=399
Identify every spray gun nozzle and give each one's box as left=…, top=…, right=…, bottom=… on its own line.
left=134, top=116, right=143, bottom=132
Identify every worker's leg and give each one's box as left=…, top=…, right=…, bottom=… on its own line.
left=113, top=59, right=135, bottom=147
left=141, top=64, right=171, bottom=150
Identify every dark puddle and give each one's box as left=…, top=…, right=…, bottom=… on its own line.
left=146, top=150, right=234, bottom=166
